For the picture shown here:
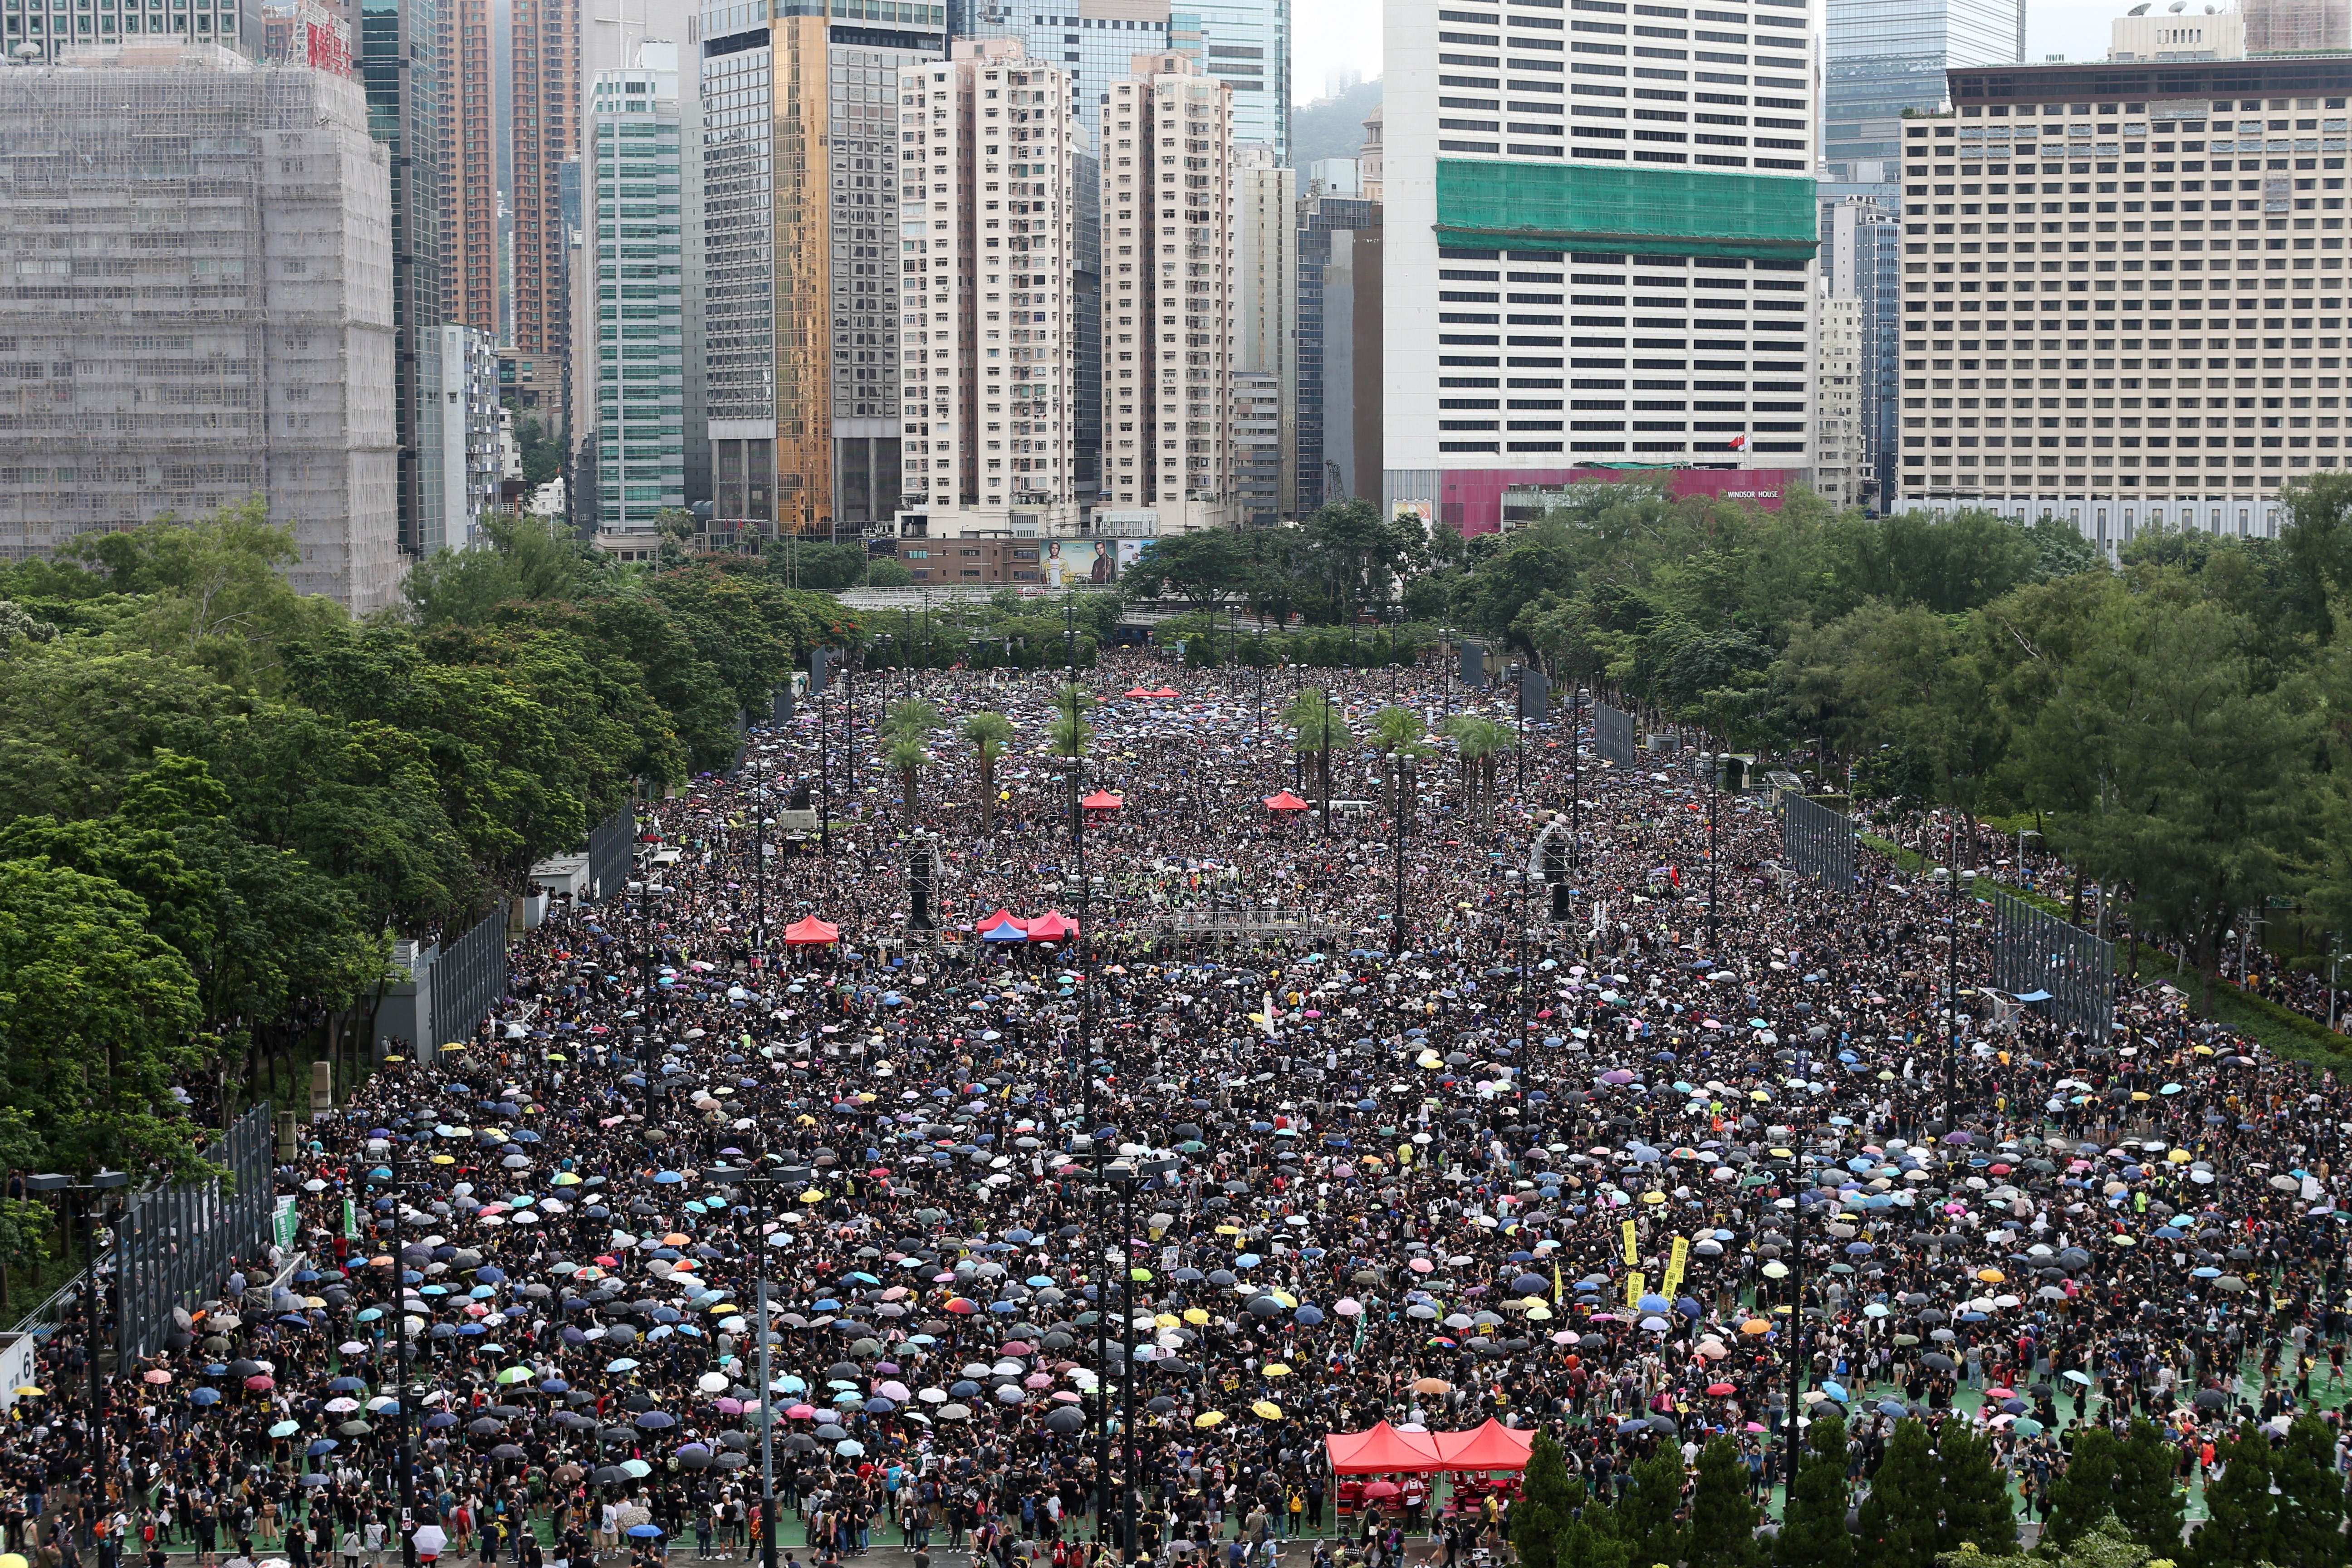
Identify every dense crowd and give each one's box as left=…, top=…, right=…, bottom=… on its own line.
left=6, top=652, right=2349, bottom=1568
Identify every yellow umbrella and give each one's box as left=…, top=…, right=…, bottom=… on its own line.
left=1154, top=1313, right=1180, bottom=1330
left=1182, top=1308, right=1210, bottom=1325
left=10, top=1387, right=39, bottom=1398
left=800, top=1189, right=828, bottom=1204
left=1740, top=1320, right=1770, bottom=1336
left=1976, top=1268, right=2005, bottom=1284
left=1194, top=1411, right=1227, bottom=1428
left=1251, top=1400, right=1283, bottom=1420
left=2168, top=1149, right=2192, bottom=1164
left=1263, top=1363, right=1292, bottom=1377
left=431, top=1154, right=456, bottom=1166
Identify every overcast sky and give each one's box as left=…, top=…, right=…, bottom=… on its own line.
left=1293, top=0, right=2151, bottom=105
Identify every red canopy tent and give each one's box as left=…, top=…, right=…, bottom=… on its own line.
left=1024, top=909, right=1081, bottom=941
left=1081, top=790, right=1125, bottom=810
left=1324, top=1422, right=1445, bottom=1474
left=1124, top=687, right=1156, bottom=699
left=1151, top=686, right=1179, bottom=698
left=1430, top=1420, right=1534, bottom=1470
left=973, top=908, right=1027, bottom=933
left=782, top=916, right=840, bottom=945
left=1263, top=790, right=1312, bottom=811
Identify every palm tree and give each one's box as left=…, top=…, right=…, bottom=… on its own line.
left=1446, top=714, right=1509, bottom=822
left=1367, top=703, right=1431, bottom=818
left=887, top=734, right=929, bottom=820
left=884, top=697, right=942, bottom=743
left=1047, top=681, right=1095, bottom=840
left=1280, top=686, right=1354, bottom=813
left=960, top=710, right=1014, bottom=835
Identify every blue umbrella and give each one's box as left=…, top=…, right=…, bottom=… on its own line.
left=189, top=1388, right=221, bottom=1406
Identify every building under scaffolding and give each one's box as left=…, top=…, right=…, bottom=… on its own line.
left=0, top=42, right=402, bottom=610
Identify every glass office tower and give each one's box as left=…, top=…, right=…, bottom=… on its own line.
left=1825, top=0, right=2017, bottom=179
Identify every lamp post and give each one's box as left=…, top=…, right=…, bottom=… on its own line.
left=32, top=1170, right=128, bottom=1541
left=1704, top=749, right=1720, bottom=955
left=1946, top=816, right=1961, bottom=1124
left=1389, top=751, right=1416, bottom=959
left=707, top=1159, right=781, bottom=1568
left=1780, top=1175, right=1806, bottom=1518
left=360, top=1164, right=421, bottom=1568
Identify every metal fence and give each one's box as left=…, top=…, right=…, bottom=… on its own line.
left=1989, top=889, right=2115, bottom=1039
left=586, top=803, right=635, bottom=902
left=1594, top=702, right=1637, bottom=766
left=1781, top=794, right=1858, bottom=888
left=431, top=905, right=510, bottom=1048
left=114, top=1102, right=276, bottom=1364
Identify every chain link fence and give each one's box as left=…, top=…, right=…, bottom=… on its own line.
left=1989, top=889, right=2115, bottom=1040
left=1780, top=794, right=1858, bottom=888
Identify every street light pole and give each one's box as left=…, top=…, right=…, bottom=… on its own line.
left=1390, top=752, right=1414, bottom=958
left=710, top=1161, right=780, bottom=1568
left=1706, top=752, right=1720, bottom=954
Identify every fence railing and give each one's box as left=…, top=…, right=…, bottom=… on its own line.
left=586, top=804, right=635, bottom=902
left=1989, top=889, right=2115, bottom=1040
left=114, top=1102, right=276, bottom=1365
left=1781, top=794, right=1858, bottom=888
left=1594, top=702, right=1637, bottom=766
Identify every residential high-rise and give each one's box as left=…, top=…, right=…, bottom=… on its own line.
left=1382, top=0, right=1821, bottom=534
left=701, top=0, right=945, bottom=539
left=1101, top=50, right=1238, bottom=527
left=1891, top=61, right=2352, bottom=549
left=1359, top=100, right=1382, bottom=198
left=441, top=323, right=504, bottom=541
left=579, top=41, right=691, bottom=549
left=0, top=43, right=402, bottom=609
left=511, top=0, right=580, bottom=423
left=362, top=0, right=447, bottom=552
left=1236, top=147, right=1296, bottom=520
left=1813, top=291, right=1865, bottom=506
left=897, top=39, right=1081, bottom=524
left=1231, top=369, right=1283, bottom=522
left=1295, top=186, right=1377, bottom=515
left=1820, top=191, right=1900, bottom=508
left=956, top=0, right=1284, bottom=164
left=442, top=0, right=499, bottom=333
left=2244, top=0, right=2347, bottom=55
left=1824, top=0, right=2016, bottom=181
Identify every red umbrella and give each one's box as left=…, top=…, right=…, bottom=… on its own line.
left=783, top=916, right=840, bottom=945
left=1706, top=1382, right=1735, bottom=1396
left=1081, top=790, right=1124, bottom=810
left=1263, top=790, right=1311, bottom=811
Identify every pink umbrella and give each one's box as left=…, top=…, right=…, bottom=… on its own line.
left=785, top=1403, right=818, bottom=1420
left=877, top=1381, right=912, bottom=1401
left=245, top=1375, right=275, bottom=1391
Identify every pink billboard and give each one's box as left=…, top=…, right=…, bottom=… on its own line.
left=1430, top=466, right=1800, bottom=535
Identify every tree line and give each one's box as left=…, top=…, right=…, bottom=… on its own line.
left=1412, top=476, right=2352, bottom=1009
left=0, top=504, right=851, bottom=1189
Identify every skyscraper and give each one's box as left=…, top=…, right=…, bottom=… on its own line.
left=1101, top=50, right=1238, bottom=527
left=897, top=39, right=1081, bottom=523
left=1819, top=191, right=1899, bottom=508
left=1382, top=0, right=1821, bottom=533
left=580, top=40, right=690, bottom=548
left=363, top=0, right=446, bottom=551
left=1891, top=63, right=2352, bottom=547
left=443, top=0, right=499, bottom=333
left=1295, top=185, right=1377, bottom=516
left=511, top=0, right=579, bottom=446
left=1236, top=146, right=1296, bottom=519
left=700, top=0, right=944, bottom=539
left=1182, top=0, right=1285, bottom=156
left=1824, top=0, right=2017, bottom=181
left=0, top=43, right=403, bottom=609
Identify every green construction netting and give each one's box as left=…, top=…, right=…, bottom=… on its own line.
left=1434, top=159, right=1820, bottom=260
